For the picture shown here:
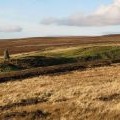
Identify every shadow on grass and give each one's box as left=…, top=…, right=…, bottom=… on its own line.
left=0, top=63, right=22, bottom=72
left=11, top=56, right=77, bottom=69
left=1, top=109, right=50, bottom=120
left=0, top=90, right=53, bottom=111
left=98, top=93, right=120, bottom=102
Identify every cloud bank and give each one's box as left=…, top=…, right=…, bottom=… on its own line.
left=0, top=25, right=22, bottom=32
left=41, top=0, right=120, bottom=26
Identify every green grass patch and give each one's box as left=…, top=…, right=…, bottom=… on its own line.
left=39, top=46, right=120, bottom=61
left=78, top=46, right=120, bottom=61
left=0, top=63, right=21, bottom=73
left=0, top=45, right=120, bottom=73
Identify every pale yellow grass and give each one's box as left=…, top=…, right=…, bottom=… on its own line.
left=0, top=64, right=120, bottom=119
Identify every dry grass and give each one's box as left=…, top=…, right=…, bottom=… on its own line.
left=0, top=64, right=120, bottom=119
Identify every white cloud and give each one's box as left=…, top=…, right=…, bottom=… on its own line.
left=41, top=0, right=120, bottom=26
left=0, top=25, right=22, bottom=32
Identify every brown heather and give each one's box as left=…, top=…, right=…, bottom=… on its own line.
left=0, top=35, right=120, bottom=56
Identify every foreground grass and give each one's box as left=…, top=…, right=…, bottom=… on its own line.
left=0, top=64, right=120, bottom=120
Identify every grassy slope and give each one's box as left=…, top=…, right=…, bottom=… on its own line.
left=0, top=34, right=120, bottom=73
left=40, top=45, right=120, bottom=59
left=0, top=36, right=120, bottom=119
left=0, top=64, right=120, bottom=120
left=0, top=45, right=120, bottom=73
left=10, top=45, right=120, bottom=61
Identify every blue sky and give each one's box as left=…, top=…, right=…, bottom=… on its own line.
left=0, top=0, right=120, bottom=39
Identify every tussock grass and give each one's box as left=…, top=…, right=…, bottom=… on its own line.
left=0, top=64, right=120, bottom=119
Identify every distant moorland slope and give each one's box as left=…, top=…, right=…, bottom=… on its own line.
left=0, top=35, right=120, bottom=55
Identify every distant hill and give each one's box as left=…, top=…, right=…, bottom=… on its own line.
left=0, top=35, right=120, bottom=56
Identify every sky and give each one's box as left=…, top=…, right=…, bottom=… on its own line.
left=0, top=0, right=120, bottom=39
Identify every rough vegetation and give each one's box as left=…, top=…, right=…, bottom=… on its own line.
left=0, top=45, right=120, bottom=72
left=0, top=64, right=120, bottom=120
left=0, top=35, right=120, bottom=56
left=0, top=35, right=120, bottom=119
